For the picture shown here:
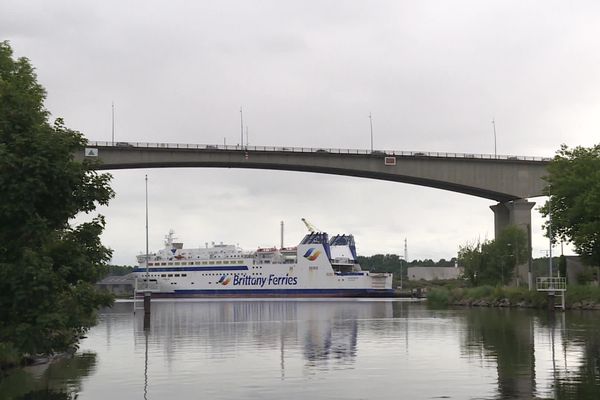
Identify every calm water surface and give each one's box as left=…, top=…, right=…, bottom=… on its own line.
left=1, top=299, right=599, bottom=400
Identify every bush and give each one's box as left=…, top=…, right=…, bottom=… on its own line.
left=427, top=288, right=451, bottom=307
left=465, top=286, right=494, bottom=300
left=566, top=285, right=600, bottom=305
left=0, top=342, right=21, bottom=370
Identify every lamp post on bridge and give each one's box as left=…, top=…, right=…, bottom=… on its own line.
left=369, top=113, right=373, bottom=153
left=492, top=118, right=497, bottom=158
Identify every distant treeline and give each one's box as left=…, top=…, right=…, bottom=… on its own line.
left=105, top=265, right=135, bottom=277
left=357, top=254, right=457, bottom=278
left=357, top=254, right=566, bottom=279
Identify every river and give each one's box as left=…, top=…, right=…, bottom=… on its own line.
left=1, top=299, right=599, bottom=400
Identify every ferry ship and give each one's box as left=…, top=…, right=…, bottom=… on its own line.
left=133, top=231, right=393, bottom=297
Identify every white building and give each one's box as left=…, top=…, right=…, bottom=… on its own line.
left=407, top=266, right=462, bottom=281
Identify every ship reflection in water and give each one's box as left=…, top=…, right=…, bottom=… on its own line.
left=2, top=300, right=600, bottom=400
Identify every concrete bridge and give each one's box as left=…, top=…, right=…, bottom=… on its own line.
left=76, top=141, right=550, bottom=237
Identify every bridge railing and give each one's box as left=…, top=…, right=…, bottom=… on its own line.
left=85, top=140, right=552, bottom=162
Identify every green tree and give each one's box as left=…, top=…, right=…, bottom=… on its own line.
left=540, top=144, right=600, bottom=266
left=0, top=41, right=114, bottom=360
left=458, top=240, right=484, bottom=286
left=459, top=226, right=527, bottom=286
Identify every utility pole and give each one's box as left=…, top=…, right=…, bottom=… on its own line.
left=145, top=174, right=149, bottom=288
left=548, top=205, right=553, bottom=277
left=402, top=238, right=408, bottom=289
left=144, top=174, right=151, bottom=329
left=527, top=224, right=533, bottom=290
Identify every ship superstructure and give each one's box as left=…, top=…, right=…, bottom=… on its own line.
left=133, top=231, right=393, bottom=297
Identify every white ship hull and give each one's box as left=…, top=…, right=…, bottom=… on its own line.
left=133, top=232, right=393, bottom=298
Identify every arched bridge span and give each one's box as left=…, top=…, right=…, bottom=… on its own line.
left=76, top=141, right=550, bottom=239
left=77, top=141, right=549, bottom=203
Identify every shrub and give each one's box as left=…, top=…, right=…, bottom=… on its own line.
left=427, top=288, right=451, bottom=307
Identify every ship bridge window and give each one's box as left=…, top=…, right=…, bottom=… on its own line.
left=161, top=274, right=166, bottom=277
left=161, top=262, right=166, bottom=266
left=167, top=274, right=173, bottom=277
left=223, top=261, right=229, bottom=264
left=215, top=261, right=222, bottom=265
left=174, top=262, right=180, bottom=266
left=174, top=274, right=180, bottom=277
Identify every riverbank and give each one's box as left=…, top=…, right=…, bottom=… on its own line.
left=427, top=285, right=600, bottom=309
left=1, top=343, right=77, bottom=373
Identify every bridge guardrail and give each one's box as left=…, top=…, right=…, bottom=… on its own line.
left=85, top=141, right=552, bottom=162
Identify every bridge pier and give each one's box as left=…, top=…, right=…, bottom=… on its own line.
left=491, top=199, right=535, bottom=287
left=490, top=199, right=535, bottom=238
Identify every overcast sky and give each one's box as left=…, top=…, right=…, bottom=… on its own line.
left=2, top=0, right=599, bottom=265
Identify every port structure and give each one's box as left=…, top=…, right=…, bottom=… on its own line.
left=536, top=277, right=567, bottom=311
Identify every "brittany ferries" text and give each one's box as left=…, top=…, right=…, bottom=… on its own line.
left=232, top=274, right=298, bottom=287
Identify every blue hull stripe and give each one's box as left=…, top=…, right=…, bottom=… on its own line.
left=334, top=272, right=365, bottom=276
left=158, top=288, right=395, bottom=297
left=132, top=266, right=249, bottom=273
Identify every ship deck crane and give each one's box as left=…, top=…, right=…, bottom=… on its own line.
left=301, top=218, right=320, bottom=233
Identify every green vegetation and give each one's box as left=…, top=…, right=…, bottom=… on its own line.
left=0, top=42, right=114, bottom=369
left=459, top=226, right=527, bottom=286
left=427, top=286, right=547, bottom=308
left=565, top=285, right=600, bottom=305
left=540, top=144, right=600, bottom=267
left=427, top=284, right=600, bottom=309
left=104, top=265, right=134, bottom=277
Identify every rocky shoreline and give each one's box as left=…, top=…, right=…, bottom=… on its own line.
left=426, top=285, right=600, bottom=310
left=448, top=298, right=600, bottom=310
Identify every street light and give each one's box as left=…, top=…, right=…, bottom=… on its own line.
left=492, top=118, right=497, bottom=158
left=368, top=113, right=374, bottom=152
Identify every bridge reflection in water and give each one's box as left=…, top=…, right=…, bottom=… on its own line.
left=3, top=301, right=600, bottom=399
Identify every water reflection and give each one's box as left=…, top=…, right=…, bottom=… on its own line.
left=3, top=300, right=600, bottom=399
left=133, top=300, right=393, bottom=370
left=0, top=352, right=96, bottom=400
left=461, top=308, right=600, bottom=399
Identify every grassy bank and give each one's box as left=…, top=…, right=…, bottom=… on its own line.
left=0, top=343, right=22, bottom=371
left=427, top=285, right=600, bottom=309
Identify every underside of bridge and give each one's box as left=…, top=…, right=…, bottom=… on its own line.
left=77, top=144, right=548, bottom=249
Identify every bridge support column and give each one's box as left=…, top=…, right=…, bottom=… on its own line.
left=491, top=199, right=536, bottom=287
left=490, top=199, right=535, bottom=238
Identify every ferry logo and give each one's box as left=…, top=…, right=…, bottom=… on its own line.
left=217, top=274, right=232, bottom=285
left=303, top=248, right=322, bottom=261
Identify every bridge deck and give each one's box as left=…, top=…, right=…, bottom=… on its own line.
left=87, top=141, right=551, bottom=163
